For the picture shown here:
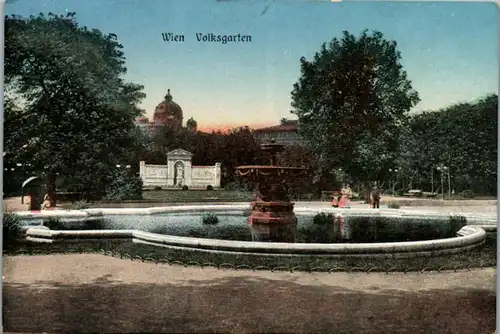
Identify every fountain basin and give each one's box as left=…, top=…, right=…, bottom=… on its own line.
left=17, top=205, right=493, bottom=260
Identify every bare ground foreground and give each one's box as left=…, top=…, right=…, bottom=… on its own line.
left=3, top=254, right=496, bottom=333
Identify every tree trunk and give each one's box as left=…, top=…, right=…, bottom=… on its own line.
left=47, top=172, right=57, bottom=208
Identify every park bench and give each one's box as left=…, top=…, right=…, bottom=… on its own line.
left=402, top=189, right=423, bottom=197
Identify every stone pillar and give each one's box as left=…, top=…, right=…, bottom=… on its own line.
left=185, top=160, right=192, bottom=187
left=214, top=163, right=221, bottom=188
left=167, top=160, right=175, bottom=187
left=139, top=161, right=146, bottom=187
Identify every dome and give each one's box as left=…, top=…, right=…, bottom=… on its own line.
left=153, top=89, right=183, bottom=128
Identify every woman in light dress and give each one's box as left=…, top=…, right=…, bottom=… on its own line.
left=339, top=184, right=352, bottom=208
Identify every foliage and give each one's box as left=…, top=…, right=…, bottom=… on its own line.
left=182, top=185, right=189, bottom=191
left=4, top=13, right=146, bottom=204
left=449, top=215, right=467, bottom=235
left=149, top=126, right=262, bottom=186
left=206, top=185, right=214, bottom=191
left=461, top=190, right=475, bottom=198
left=201, top=213, right=219, bottom=225
left=312, top=212, right=335, bottom=225
left=387, top=202, right=400, bottom=209
left=291, top=30, right=420, bottom=183
left=3, top=213, right=23, bottom=249
left=104, top=169, right=143, bottom=201
left=143, top=189, right=254, bottom=202
left=396, top=95, right=497, bottom=195
left=43, top=218, right=65, bottom=230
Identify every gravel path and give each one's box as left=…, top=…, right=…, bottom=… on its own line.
left=3, top=254, right=496, bottom=333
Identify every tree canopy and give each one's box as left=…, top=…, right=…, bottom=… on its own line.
left=4, top=12, right=146, bottom=203
left=396, top=94, right=497, bottom=195
left=290, top=30, right=420, bottom=183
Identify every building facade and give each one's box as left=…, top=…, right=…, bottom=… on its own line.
left=254, top=122, right=305, bottom=146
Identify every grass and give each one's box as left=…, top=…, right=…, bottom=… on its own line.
left=387, top=201, right=401, bottom=209
left=3, top=212, right=23, bottom=250
left=143, top=189, right=254, bottom=203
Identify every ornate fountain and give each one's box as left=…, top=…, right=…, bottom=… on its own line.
left=236, top=140, right=308, bottom=242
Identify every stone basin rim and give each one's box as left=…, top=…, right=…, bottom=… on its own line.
left=19, top=203, right=491, bottom=256
left=14, top=204, right=498, bottom=223
left=24, top=225, right=487, bottom=255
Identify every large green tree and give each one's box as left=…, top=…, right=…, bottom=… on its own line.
left=290, top=30, right=420, bottom=184
left=5, top=13, right=146, bottom=205
left=396, top=94, right=497, bottom=195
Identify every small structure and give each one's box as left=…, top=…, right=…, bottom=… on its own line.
left=139, top=149, right=221, bottom=189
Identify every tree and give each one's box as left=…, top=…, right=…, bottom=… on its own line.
left=220, top=127, right=262, bottom=186
left=397, top=94, right=497, bottom=195
left=4, top=13, right=146, bottom=205
left=290, top=30, right=420, bottom=185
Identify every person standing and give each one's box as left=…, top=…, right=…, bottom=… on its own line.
left=339, top=184, right=352, bottom=208
left=370, top=185, right=381, bottom=208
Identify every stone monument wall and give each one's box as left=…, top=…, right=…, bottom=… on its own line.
left=191, top=164, right=221, bottom=188
left=139, top=162, right=168, bottom=188
left=139, top=161, right=221, bottom=189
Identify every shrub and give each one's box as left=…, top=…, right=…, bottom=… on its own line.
left=3, top=213, right=23, bottom=249
left=72, top=200, right=90, bottom=210
left=202, top=213, right=219, bottom=225
left=206, top=185, right=214, bottom=191
left=387, top=202, right=400, bottom=209
left=43, top=217, right=65, bottom=230
left=153, top=186, right=162, bottom=191
left=313, top=212, right=335, bottom=225
left=449, top=215, right=467, bottom=234
left=104, top=169, right=143, bottom=201
left=182, top=185, right=189, bottom=191
left=395, top=190, right=405, bottom=197
left=461, top=190, right=475, bottom=198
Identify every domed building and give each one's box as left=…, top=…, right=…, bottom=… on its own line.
left=153, top=89, right=183, bottom=129
left=135, top=89, right=187, bottom=135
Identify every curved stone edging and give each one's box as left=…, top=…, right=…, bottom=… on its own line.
left=14, top=204, right=497, bottom=221
left=24, top=225, right=487, bottom=258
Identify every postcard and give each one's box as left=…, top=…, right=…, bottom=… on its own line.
left=3, top=0, right=497, bottom=333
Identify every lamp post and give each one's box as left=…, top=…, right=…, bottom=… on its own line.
left=436, top=165, right=449, bottom=200
left=431, top=167, right=434, bottom=194
left=388, top=168, right=399, bottom=197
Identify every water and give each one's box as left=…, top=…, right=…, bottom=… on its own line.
left=37, top=212, right=465, bottom=243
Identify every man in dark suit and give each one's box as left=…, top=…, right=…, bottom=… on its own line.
left=370, top=185, right=381, bottom=209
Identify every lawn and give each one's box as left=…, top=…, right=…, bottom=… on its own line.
left=141, top=189, right=255, bottom=203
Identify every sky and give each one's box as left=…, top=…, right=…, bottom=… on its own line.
left=5, top=0, right=498, bottom=131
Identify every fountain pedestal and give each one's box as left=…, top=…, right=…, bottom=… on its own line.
left=236, top=140, right=308, bottom=243
left=248, top=201, right=297, bottom=242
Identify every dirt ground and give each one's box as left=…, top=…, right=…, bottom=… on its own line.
left=3, top=254, right=496, bottom=333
